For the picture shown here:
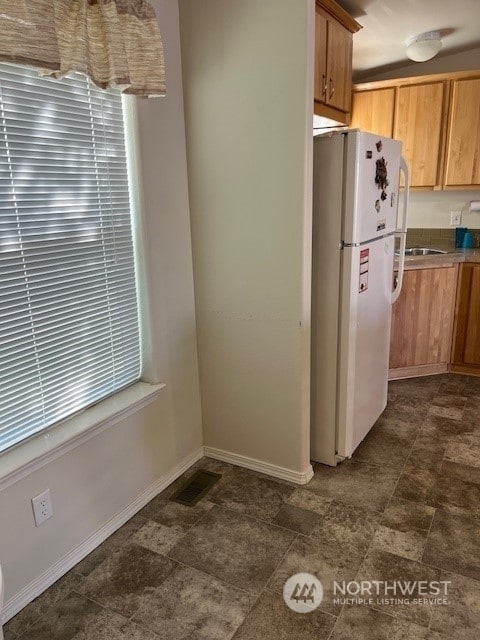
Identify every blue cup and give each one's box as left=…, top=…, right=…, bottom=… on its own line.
left=455, top=227, right=467, bottom=248
left=462, top=231, right=474, bottom=249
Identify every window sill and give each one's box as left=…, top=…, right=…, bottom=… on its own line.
left=0, top=381, right=165, bottom=491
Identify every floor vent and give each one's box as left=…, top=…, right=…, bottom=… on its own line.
left=169, top=469, right=221, bottom=507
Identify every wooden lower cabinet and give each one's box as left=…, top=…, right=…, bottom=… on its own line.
left=389, top=266, right=458, bottom=379
left=451, top=263, right=480, bottom=374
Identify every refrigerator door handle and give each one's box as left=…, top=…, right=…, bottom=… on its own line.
left=392, top=156, right=410, bottom=304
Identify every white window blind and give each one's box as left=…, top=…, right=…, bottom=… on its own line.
left=0, top=63, right=140, bottom=454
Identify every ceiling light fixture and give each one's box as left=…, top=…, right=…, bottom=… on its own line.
left=406, top=31, right=442, bottom=62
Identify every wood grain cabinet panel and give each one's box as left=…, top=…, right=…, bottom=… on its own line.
left=325, top=18, right=352, bottom=113
left=352, top=70, right=480, bottom=190
left=465, top=269, right=480, bottom=363
left=350, top=88, right=395, bottom=138
left=389, top=266, right=457, bottom=378
left=444, top=77, right=480, bottom=188
left=452, top=263, right=480, bottom=371
left=314, top=0, right=361, bottom=124
left=394, top=82, right=446, bottom=188
left=314, top=11, right=327, bottom=104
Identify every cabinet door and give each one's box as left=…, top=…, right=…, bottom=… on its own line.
left=444, top=78, right=480, bottom=187
left=326, top=18, right=352, bottom=113
left=452, top=264, right=480, bottom=366
left=389, top=267, right=457, bottom=370
left=394, top=82, right=446, bottom=188
left=314, top=11, right=327, bottom=104
left=350, top=88, right=395, bottom=137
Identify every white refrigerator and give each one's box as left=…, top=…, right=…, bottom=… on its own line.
left=311, top=129, right=409, bottom=466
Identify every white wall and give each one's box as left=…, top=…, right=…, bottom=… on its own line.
left=0, top=0, right=203, bottom=607
left=356, top=47, right=480, bottom=83
left=403, top=191, right=480, bottom=229
left=359, top=48, right=480, bottom=228
left=179, top=0, right=314, bottom=477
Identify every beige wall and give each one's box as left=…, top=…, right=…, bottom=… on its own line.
left=0, top=0, right=203, bottom=606
left=179, top=0, right=314, bottom=476
left=359, top=47, right=480, bottom=228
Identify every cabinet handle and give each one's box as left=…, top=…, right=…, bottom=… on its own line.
left=329, top=77, right=335, bottom=99
left=322, top=74, right=327, bottom=97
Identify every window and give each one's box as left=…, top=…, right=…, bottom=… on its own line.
left=0, top=63, right=141, bottom=454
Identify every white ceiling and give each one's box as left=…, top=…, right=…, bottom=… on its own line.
left=337, top=0, right=480, bottom=79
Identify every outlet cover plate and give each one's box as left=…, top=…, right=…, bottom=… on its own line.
left=32, top=489, right=53, bottom=526
left=450, top=210, right=462, bottom=226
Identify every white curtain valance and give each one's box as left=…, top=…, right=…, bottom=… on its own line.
left=0, top=0, right=165, bottom=97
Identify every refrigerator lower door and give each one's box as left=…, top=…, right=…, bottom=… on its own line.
left=337, top=235, right=394, bottom=458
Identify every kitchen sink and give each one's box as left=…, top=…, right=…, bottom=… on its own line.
left=403, top=247, right=447, bottom=256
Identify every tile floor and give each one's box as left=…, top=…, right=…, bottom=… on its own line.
left=4, top=374, right=480, bottom=639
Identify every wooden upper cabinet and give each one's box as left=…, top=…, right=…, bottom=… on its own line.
left=314, top=11, right=327, bottom=104
left=326, top=19, right=353, bottom=113
left=350, top=88, right=395, bottom=137
left=394, top=82, right=447, bottom=188
left=352, top=70, right=480, bottom=190
left=314, top=0, right=361, bottom=124
left=444, top=77, right=480, bottom=188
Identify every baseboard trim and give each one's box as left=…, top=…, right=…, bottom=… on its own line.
left=2, top=446, right=204, bottom=624
left=450, top=364, right=480, bottom=377
left=388, top=363, right=448, bottom=380
left=204, top=446, right=314, bottom=485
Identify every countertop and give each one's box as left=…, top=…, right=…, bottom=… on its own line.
left=402, top=248, right=480, bottom=270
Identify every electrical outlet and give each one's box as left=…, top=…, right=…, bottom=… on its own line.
left=450, top=210, right=462, bottom=226
left=32, top=489, right=53, bottom=526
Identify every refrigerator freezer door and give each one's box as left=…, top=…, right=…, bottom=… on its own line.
left=343, top=131, right=402, bottom=245
left=336, top=235, right=395, bottom=458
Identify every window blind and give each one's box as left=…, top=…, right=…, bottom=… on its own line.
left=0, top=63, right=141, bottom=454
